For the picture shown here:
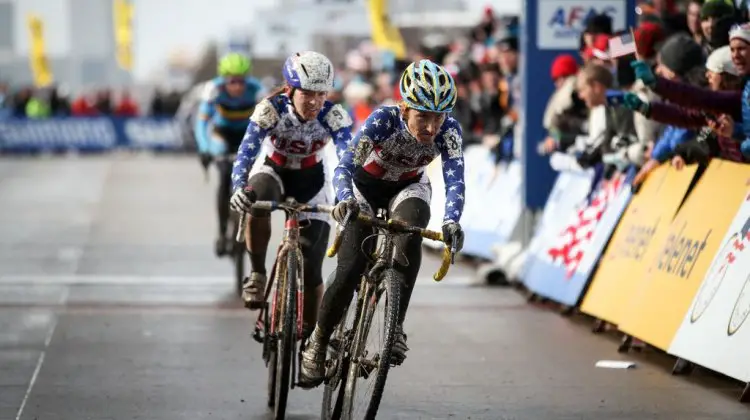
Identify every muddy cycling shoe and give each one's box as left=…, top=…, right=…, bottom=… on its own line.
left=241, top=272, right=267, bottom=310
left=298, top=328, right=327, bottom=389
left=390, top=326, right=408, bottom=366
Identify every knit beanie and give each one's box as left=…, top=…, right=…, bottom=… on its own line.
left=658, top=34, right=705, bottom=77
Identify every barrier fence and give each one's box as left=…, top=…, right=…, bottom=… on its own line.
left=472, top=153, right=750, bottom=402
left=0, top=117, right=188, bottom=152
left=4, top=119, right=750, bottom=401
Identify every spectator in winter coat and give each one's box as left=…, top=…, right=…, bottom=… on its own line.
left=575, top=63, right=638, bottom=171
left=540, top=54, right=587, bottom=154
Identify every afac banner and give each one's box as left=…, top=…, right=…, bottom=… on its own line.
left=580, top=165, right=697, bottom=324
left=669, top=185, right=750, bottom=382
left=619, top=160, right=750, bottom=350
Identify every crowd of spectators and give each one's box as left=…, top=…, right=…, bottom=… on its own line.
left=327, top=0, right=750, bottom=192
left=538, top=0, right=750, bottom=188
left=0, top=83, right=185, bottom=119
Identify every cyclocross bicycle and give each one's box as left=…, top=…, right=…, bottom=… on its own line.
left=235, top=197, right=333, bottom=420
left=320, top=208, right=456, bottom=420
left=206, top=152, right=246, bottom=297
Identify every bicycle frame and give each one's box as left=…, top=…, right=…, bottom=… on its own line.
left=236, top=199, right=334, bottom=342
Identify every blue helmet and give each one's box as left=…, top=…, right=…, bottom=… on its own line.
left=282, top=51, right=334, bottom=92
left=399, top=60, right=457, bottom=113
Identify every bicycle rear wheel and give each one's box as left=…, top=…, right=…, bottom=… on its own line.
left=341, top=268, right=401, bottom=420
left=270, top=249, right=298, bottom=420
left=233, top=244, right=245, bottom=297
left=321, top=288, right=360, bottom=420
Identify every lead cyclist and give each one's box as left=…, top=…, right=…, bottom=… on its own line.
left=299, top=59, right=467, bottom=387
left=229, top=51, right=353, bottom=334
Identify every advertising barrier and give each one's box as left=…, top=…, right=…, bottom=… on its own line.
left=669, top=184, right=750, bottom=382
left=580, top=165, right=698, bottom=325
left=618, top=160, right=750, bottom=350
left=523, top=173, right=632, bottom=306
left=0, top=117, right=187, bottom=152
left=518, top=169, right=594, bottom=280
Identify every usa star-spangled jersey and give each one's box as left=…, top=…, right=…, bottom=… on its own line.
left=231, top=94, right=353, bottom=191
left=334, top=105, right=466, bottom=223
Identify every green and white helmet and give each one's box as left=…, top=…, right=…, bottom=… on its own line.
left=218, top=53, right=252, bottom=77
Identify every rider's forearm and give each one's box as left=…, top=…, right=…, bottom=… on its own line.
left=442, top=158, right=465, bottom=223
left=231, top=121, right=266, bottom=191
left=194, top=117, right=210, bottom=153
left=333, top=150, right=356, bottom=201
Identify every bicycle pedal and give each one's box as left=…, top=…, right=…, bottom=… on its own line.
left=252, top=329, right=264, bottom=343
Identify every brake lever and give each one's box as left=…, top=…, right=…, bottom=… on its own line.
left=450, top=236, right=458, bottom=265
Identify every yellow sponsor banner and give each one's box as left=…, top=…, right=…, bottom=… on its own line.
left=26, top=14, right=54, bottom=87
left=617, top=160, right=750, bottom=350
left=580, top=164, right=698, bottom=324
left=113, top=0, right=134, bottom=71
left=365, top=0, right=406, bottom=59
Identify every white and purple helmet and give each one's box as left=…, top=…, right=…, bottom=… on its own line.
left=282, top=51, right=334, bottom=92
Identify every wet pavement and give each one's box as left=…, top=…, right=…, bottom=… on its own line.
left=1, top=154, right=749, bottom=420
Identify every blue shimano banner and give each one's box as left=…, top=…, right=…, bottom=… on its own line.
left=0, top=117, right=187, bottom=152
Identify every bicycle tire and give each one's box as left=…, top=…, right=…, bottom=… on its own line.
left=321, top=293, right=359, bottom=420
left=267, top=350, right=277, bottom=408
left=273, top=249, right=297, bottom=420
left=341, top=268, right=401, bottom=420
left=233, top=244, right=245, bottom=297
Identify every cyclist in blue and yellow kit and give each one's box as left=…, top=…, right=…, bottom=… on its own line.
left=194, top=53, right=265, bottom=256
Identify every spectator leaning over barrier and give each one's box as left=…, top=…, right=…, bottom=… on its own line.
left=628, top=33, right=707, bottom=185
left=575, top=63, right=638, bottom=172
left=620, top=45, right=745, bottom=167
left=540, top=54, right=587, bottom=155
left=630, top=23, right=750, bottom=161
left=616, top=54, right=664, bottom=158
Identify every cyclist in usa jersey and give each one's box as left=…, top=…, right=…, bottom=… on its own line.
left=229, top=51, right=353, bottom=331
left=300, top=60, right=466, bottom=386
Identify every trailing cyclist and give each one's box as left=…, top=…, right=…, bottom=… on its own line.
left=229, top=51, right=353, bottom=333
left=194, top=52, right=264, bottom=257
left=299, top=59, right=467, bottom=387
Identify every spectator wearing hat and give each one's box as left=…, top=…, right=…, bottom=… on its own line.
left=540, top=54, right=587, bottom=154
left=630, top=22, right=750, bottom=160
left=582, top=34, right=612, bottom=67
left=580, top=13, right=613, bottom=55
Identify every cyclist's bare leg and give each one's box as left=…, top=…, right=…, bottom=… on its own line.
left=300, top=220, right=330, bottom=337
left=242, top=173, right=282, bottom=308
left=215, top=159, right=233, bottom=256
left=299, top=221, right=374, bottom=387
left=389, top=197, right=431, bottom=364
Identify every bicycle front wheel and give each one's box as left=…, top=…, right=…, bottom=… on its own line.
left=271, top=249, right=298, bottom=420
left=342, top=268, right=401, bottom=420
